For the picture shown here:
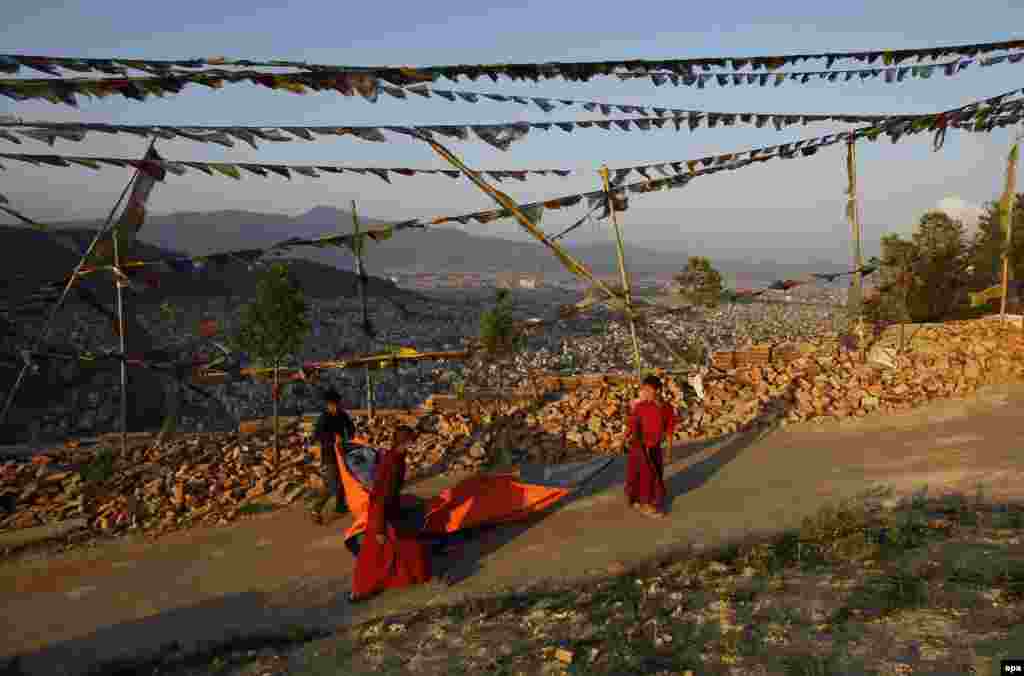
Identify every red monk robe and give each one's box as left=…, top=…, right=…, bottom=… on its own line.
left=625, top=399, right=677, bottom=511
left=350, top=441, right=432, bottom=601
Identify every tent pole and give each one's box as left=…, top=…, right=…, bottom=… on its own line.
left=599, top=166, right=643, bottom=382
left=0, top=148, right=145, bottom=428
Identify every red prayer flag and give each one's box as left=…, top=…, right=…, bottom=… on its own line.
left=198, top=319, right=218, bottom=338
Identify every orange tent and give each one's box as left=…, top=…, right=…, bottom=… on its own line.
left=336, top=440, right=614, bottom=556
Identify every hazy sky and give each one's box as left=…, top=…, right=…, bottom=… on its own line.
left=1, top=0, right=1023, bottom=263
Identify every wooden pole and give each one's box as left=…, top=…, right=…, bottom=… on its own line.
left=846, top=140, right=866, bottom=351
left=414, top=132, right=629, bottom=311
left=112, top=207, right=129, bottom=458
left=0, top=157, right=143, bottom=427
left=109, top=137, right=156, bottom=456
left=351, top=201, right=374, bottom=421
left=999, top=143, right=1018, bottom=321
left=272, top=360, right=280, bottom=465
left=599, top=166, right=643, bottom=382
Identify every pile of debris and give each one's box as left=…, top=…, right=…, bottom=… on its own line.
left=1, top=319, right=1021, bottom=545
left=0, top=425, right=320, bottom=538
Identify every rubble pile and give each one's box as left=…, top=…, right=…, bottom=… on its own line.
left=0, top=424, right=321, bottom=538
left=1, top=319, right=1021, bottom=546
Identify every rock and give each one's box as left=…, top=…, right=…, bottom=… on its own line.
left=2, top=315, right=1021, bottom=548
left=606, top=561, right=627, bottom=576
left=19, top=483, right=38, bottom=502
left=284, top=485, right=307, bottom=504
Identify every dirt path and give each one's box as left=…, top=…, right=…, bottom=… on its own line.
left=2, top=384, right=1023, bottom=675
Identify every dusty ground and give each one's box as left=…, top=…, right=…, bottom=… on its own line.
left=216, top=491, right=1024, bottom=676
left=1, top=384, right=1023, bottom=675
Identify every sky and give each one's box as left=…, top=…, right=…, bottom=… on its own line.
left=1, top=0, right=1024, bottom=264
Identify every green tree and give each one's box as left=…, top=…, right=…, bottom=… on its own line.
left=874, top=212, right=970, bottom=324
left=911, top=211, right=969, bottom=321
left=673, top=256, right=724, bottom=308
left=478, top=289, right=526, bottom=391
left=231, top=263, right=310, bottom=465
left=968, top=193, right=1024, bottom=292
left=869, top=234, right=918, bottom=347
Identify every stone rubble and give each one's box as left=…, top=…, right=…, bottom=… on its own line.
left=2, top=317, right=1021, bottom=545
left=5, top=286, right=850, bottom=440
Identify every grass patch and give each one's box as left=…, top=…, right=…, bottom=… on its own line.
left=237, top=502, right=278, bottom=515
left=973, top=624, right=1024, bottom=663
left=79, top=447, right=116, bottom=485
left=771, top=649, right=878, bottom=676
left=114, top=487, right=1024, bottom=676
left=74, top=626, right=329, bottom=676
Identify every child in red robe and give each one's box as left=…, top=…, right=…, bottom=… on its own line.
left=625, top=375, right=677, bottom=518
left=349, top=425, right=432, bottom=603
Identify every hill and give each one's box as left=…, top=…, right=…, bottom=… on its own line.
left=33, top=206, right=851, bottom=281
left=0, top=225, right=409, bottom=308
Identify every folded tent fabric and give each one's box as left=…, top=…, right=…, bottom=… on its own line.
left=336, top=441, right=615, bottom=554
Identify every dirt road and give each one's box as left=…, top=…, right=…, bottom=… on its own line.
left=2, top=384, right=1022, bottom=675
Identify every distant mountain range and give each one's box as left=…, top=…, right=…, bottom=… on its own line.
left=32, top=206, right=853, bottom=283
left=0, top=223, right=409, bottom=310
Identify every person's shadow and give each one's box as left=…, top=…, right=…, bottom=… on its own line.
left=432, top=379, right=799, bottom=585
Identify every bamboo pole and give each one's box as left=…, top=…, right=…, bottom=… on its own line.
left=999, top=143, right=1018, bottom=321
left=599, top=166, right=643, bottom=381
left=194, top=349, right=473, bottom=384
left=0, top=144, right=147, bottom=428
left=351, top=201, right=374, bottom=422
left=413, top=132, right=630, bottom=311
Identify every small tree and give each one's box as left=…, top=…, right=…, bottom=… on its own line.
left=969, top=192, right=1024, bottom=291
left=159, top=302, right=177, bottom=322
left=231, top=262, right=310, bottom=465
left=673, top=256, right=724, bottom=308
left=911, top=211, right=969, bottom=321
left=478, top=289, right=526, bottom=391
left=872, top=234, right=917, bottom=351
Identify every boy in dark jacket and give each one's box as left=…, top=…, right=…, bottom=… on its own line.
left=298, top=369, right=356, bottom=524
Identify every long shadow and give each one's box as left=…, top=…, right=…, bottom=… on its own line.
left=3, top=581, right=353, bottom=676
left=435, top=378, right=799, bottom=585
left=662, top=420, right=778, bottom=514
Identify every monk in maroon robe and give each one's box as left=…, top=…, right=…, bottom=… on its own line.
left=625, top=375, right=677, bottom=518
left=349, top=426, right=432, bottom=603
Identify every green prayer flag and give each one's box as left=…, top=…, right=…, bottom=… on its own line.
left=522, top=204, right=544, bottom=225
left=67, top=158, right=101, bottom=170
left=211, top=163, right=242, bottom=180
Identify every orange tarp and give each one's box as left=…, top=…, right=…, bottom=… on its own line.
left=338, top=443, right=370, bottom=544
left=338, top=442, right=571, bottom=545
left=423, top=475, right=569, bottom=534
